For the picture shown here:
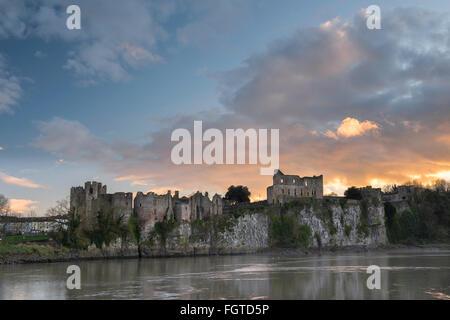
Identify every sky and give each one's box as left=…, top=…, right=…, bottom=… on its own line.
left=1, top=0, right=450, bottom=215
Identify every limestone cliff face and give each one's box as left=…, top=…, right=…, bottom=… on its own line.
left=214, top=213, right=270, bottom=248
left=144, top=199, right=387, bottom=252
left=148, top=213, right=270, bottom=250
left=290, top=199, right=387, bottom=248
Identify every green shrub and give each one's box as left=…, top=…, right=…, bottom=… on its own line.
left=232, top=210, right=243, bottom=219
left=345, top=187, right=362, bottom=200
left=295, top=224, right=312, bottom=247
left=344, top=225, right=352, bottom=237
left=314, top=232, right=322, bottom=248
left=54, top=209, right=90, bottom=250
left=269, top=214, right=311, bottom=248
left=319, top=206, right=336, bottom=235
left=339, top=198, right=348, bottom=209
left=152, top=219, right=178, bottom=247
left=0, top=244, right=68, bottom=259
left=283, top=199, right=306, bottom=211
left=1, top=235, right=50, bottom=243
left=214, top=215, right=236, bottom=234
left=384, top=199, right=436, bottom=244
left=88, top=207, right=129, bottom=248
left=357, top=219, right=369, bottom=237
left=371, top=197, right=380, bottom=206
left=189, top=219, right=210, bottom=243
left=128, top=214, right=142, bottom=245
left=357, top=200, right=370, bottom=237
left=384, top=202, right=397, bottom=242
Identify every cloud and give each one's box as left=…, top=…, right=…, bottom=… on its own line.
left=323, top=130, right=338, bottom=140
left=0, top=1, right=262, bottom=86
left=58, top=0, right=168, bottom=84
left=0, top=146, right=3, bottom=150
left=324, top=178, right=349, bottom=196
left=120, top=43, right=164, bottom=64
left=33, top=7, right=450, bottom=199
left=9, top=199, right=39, bottom=213
left=0, top=0, right=173, bottom=85
left=217, top=8, right=450, bottom=128
left=324, top=117, right=379, bottom=139
left=426, top=171, right=450, bottom=181
left=33, top=117, right=116, bottom=161
left=402, top=120, right=422, bottom=133
left=210, top=7, right=450, bottom=186
left=0, top=172, right=43, bottom=188
left=0, top=1, right=27, bottom=38
left=34, top=50, right=47, bottom=58
left=0, top=53, right=23, bottom=113
left=130, top=181, right=152, bottom=187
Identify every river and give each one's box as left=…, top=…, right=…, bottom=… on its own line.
left=0, top=249, right=449, bottom=299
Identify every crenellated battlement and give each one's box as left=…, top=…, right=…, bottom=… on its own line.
left=70, top=182, right=132, bottom=221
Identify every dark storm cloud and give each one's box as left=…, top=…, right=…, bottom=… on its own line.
left=33, top=7, right=450, bottom=195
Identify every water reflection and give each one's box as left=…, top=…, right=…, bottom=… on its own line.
left=0, top=250, right=449, bottom=300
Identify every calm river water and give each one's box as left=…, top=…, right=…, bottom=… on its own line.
left=0, top=249, right=449, bottom=299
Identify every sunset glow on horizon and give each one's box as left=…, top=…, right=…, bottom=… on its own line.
left=1, top=2, right=450, bottom=215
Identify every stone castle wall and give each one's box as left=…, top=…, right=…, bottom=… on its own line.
left=70, top=182, right=225, bottom=235
left=267, top=170, right=323, bottom=204
left=70, top=170, right=323, bottom=234
left=70, top=181, right=133, bottom=222
left=382, top=186, right=418, bottom=202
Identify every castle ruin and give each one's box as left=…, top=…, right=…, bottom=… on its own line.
left=70, top=181, right=133, bottom=221
left=381, top=185, right=419, bottom=202
left=70, top=169, right=422, bottom=236
left=70, top=181, right=224, bottom=234
left=267, top=170, right=323, bottom=205
left=70, top=170, right=326, bottom=232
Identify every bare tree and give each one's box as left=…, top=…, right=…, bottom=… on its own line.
left=432, top=179, right=450, bottom=192
left=27, top=210, right=37, bottom=218
left=402, top=180, right=424, bottom=188
left=46, top=197, right=70, bottom=217
left=0, top=194, right=10, bottom=216
left=382, top=184, right=398, bottom=193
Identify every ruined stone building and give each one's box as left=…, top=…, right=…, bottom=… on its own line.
left=350, top=185, right=421, bottom=203
left=71, top=170, right=326, bottom=232
left=134, top=190, right=225, bottom=232
left=359, top=186, right=382, bottom=201
left=71, top=181, right=224, bottom=233
left=381, top=185, right=419, bottom=202
left=70, top=181, right=133, bottom=221
left=267, top=170, right=323, bottom=205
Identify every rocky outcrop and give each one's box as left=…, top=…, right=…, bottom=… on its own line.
left=291, top=199, right=387, bottom=248
left=0, top=199, right=388, bottom=264
left=143, top=198, right=387, bottom=252
left=146, top=213, right=270, bottom=251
